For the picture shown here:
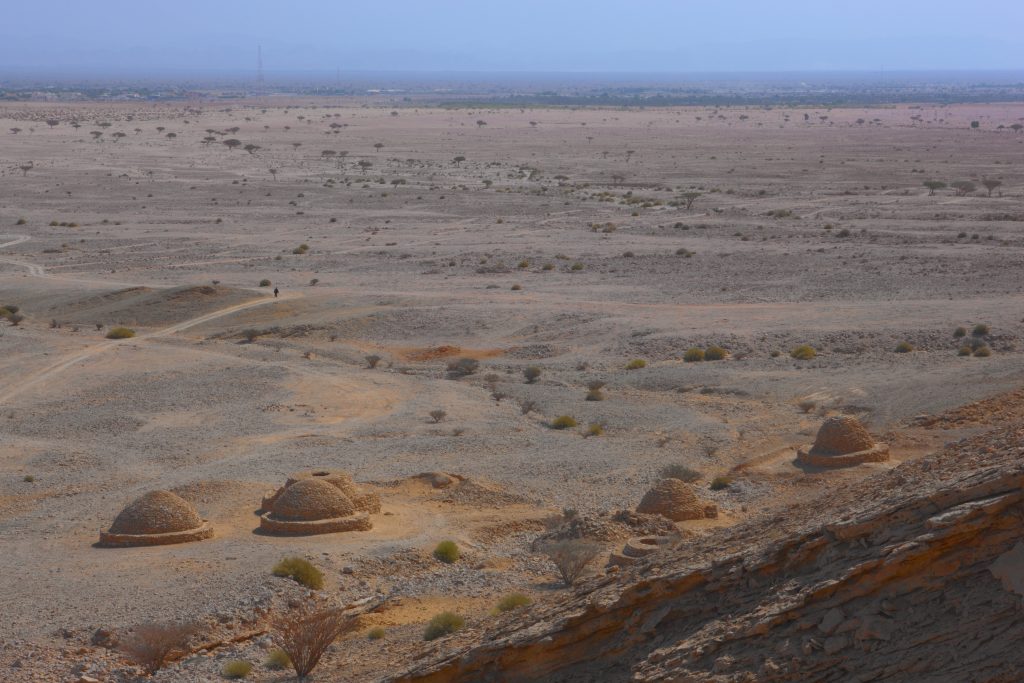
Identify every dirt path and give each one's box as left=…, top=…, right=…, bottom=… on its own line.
left=0, top=293, right=298, bottom=405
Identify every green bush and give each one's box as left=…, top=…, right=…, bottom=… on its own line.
left=550, top=415, right=578, bottom=430
left=704, top=346, right=727, bottom=361
left=221, top=660, right=253, bottom=679
left=973, top=345, right=992, bottom=357
left=424, top=612, right=465, bottom=641
left=585, top=422, right=604, bottom=437
left=265, top=648, right=291, bottom=670
left=683, top=348, right=705, bottom=363
left=106, top=327, right=136, bottom=339
left=367, top=627, right=386, bottom=640
left=895, top=341, right=914, bottom=353
left=433, top=540, right=460, bottom=564
left=957, top=346, right=972, bottom=357
left=259, top=279, right=272, bottom=287
left=790, top=345, right=816, bottom=360
left=953, top=326, right=967, bottom=338
left=272, top=557, right=324, bottom=590
left=972, top=323, right=990, bottom=337
left=494, top=593, right=532, bottom=614
left=625, top=359, right=646, bottom=370
left=710, top=476, right=733, bottom=491
left=523, top=366, right=542, bottom=383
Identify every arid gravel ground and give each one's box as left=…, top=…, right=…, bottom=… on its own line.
left=0, top=99, right=1022, bottom=681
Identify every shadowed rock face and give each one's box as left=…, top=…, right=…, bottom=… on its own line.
left=108, top=490, right=203, bottom=535
left=394, top=422, right=1024, bottom=683
left=810, top=415, right=876, bottom=455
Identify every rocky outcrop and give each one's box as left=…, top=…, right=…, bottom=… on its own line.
left=394, top=421, right=1024, bottom=682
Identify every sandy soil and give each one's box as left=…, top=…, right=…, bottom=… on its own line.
left=1, top=99, right=1022, bottom=681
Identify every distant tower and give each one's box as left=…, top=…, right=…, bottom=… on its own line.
left=256, top=44, right=265, bottom=92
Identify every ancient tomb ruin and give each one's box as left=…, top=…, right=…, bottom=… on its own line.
left=636, top=478, right=717, bottom=521
left=98, top=490, right=213, bottom=547
left=259, top=469, right=377, bottom=535
left=797, top=415, right=890, bottom=467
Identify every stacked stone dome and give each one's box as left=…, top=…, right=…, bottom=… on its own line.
left=260, top=476, right=372, bottom=535
left=798, top=416, right=890, bottom=467
left=261, top=469, right=381, bottom=515
left=636, top=479, right=717, bottom=522
left=99, top=490, right=213, bottom=547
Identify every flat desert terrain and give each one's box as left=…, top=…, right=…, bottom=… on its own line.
left=1, top=100, right=1023, bottom=681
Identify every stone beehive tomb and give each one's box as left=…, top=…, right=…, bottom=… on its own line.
left=98, top=490, right=213, bottom=547
left=260, top=476, right=373, bottom=535
left=797, top=415, right=890, bottom=467
left=636, top=478, right=717, bottom=522
left=261, top=469, right=381, bottom=514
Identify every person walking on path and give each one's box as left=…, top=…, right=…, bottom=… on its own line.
left=273, top=287, right=279, bottom=298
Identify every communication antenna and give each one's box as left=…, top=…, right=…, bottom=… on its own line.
left=257, top=44, right=265, bottom=92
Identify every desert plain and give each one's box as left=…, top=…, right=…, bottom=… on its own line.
left=1, top=99, right=1023, bottom=681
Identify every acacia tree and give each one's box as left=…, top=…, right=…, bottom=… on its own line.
left=357, top=160, right=372, bottom=173
left=222, top=139, right=242, bottom=152
left=46, top=119, right=59, bottom=128
left=680, top=191, right=701, bottom=210
left=452, top=155, right=465, bottom=167
left=952, top=180, right=976, bottom=197
left=982, top=179, right=1002, bottom=197
left=243, top=143, right=260, bottom=155
left=923, top=180, right=946, bottom=196
left=269, top=168, right=278, bottom=181
left=373, top=142, right=384, bottom=152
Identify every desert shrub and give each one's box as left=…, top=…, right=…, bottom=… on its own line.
left=221, top=659, right=253, bottom=679
left=119, top=622, right=197, bottom=675
left=429, top=409, right=447, bottom=423
left=367, top=627, right=386, bottom=640
left=511, top=283, right=522, bottom=291
left=494, top=593, right=532, bottom=614
left=272, top=557, right=324, bottom=590
left=365, top=354, right=382, bottom=368
left=704, top=345, right=727, bottom=361
left=265, top=648, right=291, bottom=670
left=790, top=345, right=816, bottom=360
left=585, top=422, right=604, bottom=437
left=106, top=327, right=135, bottom=339
left=972, top=323, right=990, bottom=337
left=895, top=341, right=914, bottom=353
left=585, top=380, right=606, bottom=401
left=710, top=476, right=733, bottom=491
left=520, top=399, right=537, bottom=414
left=242, top=328, right=260, bottom=343
left=798, top=400, right=816, bottom=413
left=518, top=259, right=529, bottom=268
left=15, top=218, right=26, bottom=225
left=625, top=359, right=646, bottom=370
left=433, top=540, right=459, bottom=563
left=953, top=326, right=967, bottom=338
left=683, top=347, right=705, bottom=363
left=957, top=346, right=972, bottom=357
left=770, top=350, right=781, bottom=357
left=551, top=415, right=578, bottom=430
left=23, top=475, right=35, bottom=483
left=293, top=243, right=310, bottom=254
left=570, top=262, right=584, bottom=271
left=523, top=365, right=542, bottom=383
left=660, top=463, right=702, bottom=482
left=973, top=345, right=992, bottom=357
left=3, top=305, right=19, bottom=315
left=542, top=263, right=554, bottom=271
left=424, top=612, right=465, bottom=641
left=543, top=539, right=602, bottom=586
left=272, top=606, right=352, bottom=679
left=7, top=313, right=24, bottom=326
left=259, top=279, right=272, bottom=287
left=447, top=357, right=479, bottom=377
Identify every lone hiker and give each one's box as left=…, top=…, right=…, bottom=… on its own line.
left=273, top=287, right=279, bottom=298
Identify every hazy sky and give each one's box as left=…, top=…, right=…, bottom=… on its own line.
left=2, top=0, right=1023, bottom=76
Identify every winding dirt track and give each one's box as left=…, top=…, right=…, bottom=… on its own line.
left=0, top=234, right=297, bottom=405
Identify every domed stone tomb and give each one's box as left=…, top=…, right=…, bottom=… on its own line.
left=259, top=478, right=372, bottom=535
left=636, top=479, right=717, bottom=522
left=99, top=490, right=213, bottom=547
left=260, top=469, right=381, bottom=514
left=797, top=416, right=890, bottom=467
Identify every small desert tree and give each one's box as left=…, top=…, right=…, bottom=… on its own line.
left=952, top=180, right=976, bottom=197
left=523, top=366, right=542, bottom=384
left=680, top=192, right=701, bottom=210
left=119, top=622, right=198, bottom=675
left=272, top=606, right=352, bottom=680
left=222, top=139, right=242, bottom=152
left=982, top=179, right=1002, bottom=197
left=923, top=180, right=946, bottom=195
left=542, top=539, right=602, bottom=586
